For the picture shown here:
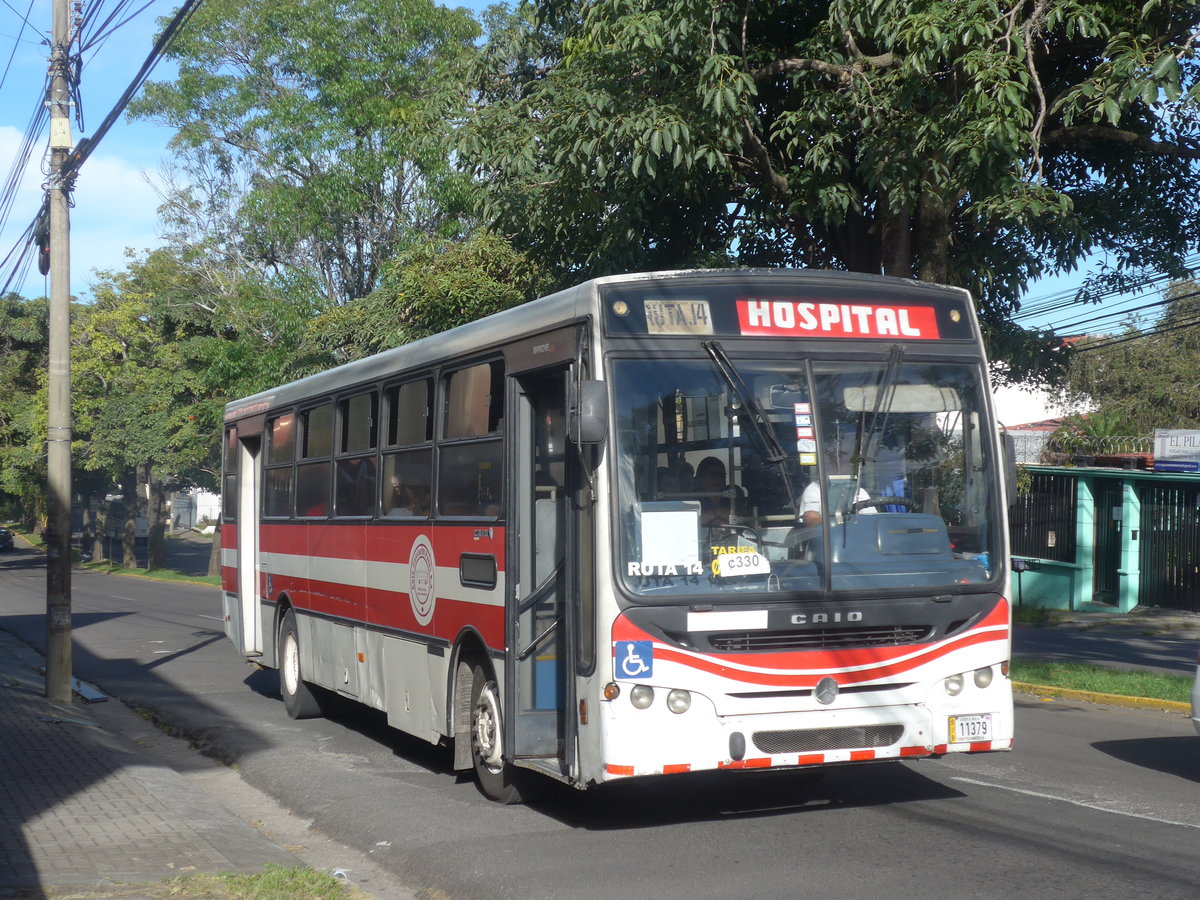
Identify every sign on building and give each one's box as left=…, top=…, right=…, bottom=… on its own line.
left=1153, top=429, right=1200, bottom=473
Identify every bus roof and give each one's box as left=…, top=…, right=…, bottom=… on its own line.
left=223, top=268, right=975, bottom=422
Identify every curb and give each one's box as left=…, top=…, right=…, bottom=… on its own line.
left=1014, top=681, right=1191, bottom=714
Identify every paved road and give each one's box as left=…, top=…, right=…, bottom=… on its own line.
left=2, top=547, right=1198, bottom=899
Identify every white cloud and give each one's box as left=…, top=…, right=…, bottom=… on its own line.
left=71, top=152, right=165, bottom=292
left=0, top=124, right=168, bottom=299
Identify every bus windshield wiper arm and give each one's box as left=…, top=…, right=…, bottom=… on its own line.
left=703, top=339, right=799, bottom=513
left=854, top=344, right=905, bottom=506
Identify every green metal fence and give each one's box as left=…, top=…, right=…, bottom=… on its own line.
left=1010, top=472, right=1077, bottom=564
left=1138, top=481, right=1200, bottom=613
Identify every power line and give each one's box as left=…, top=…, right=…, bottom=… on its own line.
left=61, top=0, right=205, bottom=181
left=0, top=0, right=205, bottom=294
left=1013, top=253, right=1200, bottom=333
left=0, top=0, right=38, bottom=95
left=1072, top=288, right=1200, bottom=353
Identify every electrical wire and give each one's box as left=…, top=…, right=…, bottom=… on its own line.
left=1071, top=288, right=1200, bottom=354
left=0, top=84, right=50, bottom=237
left=1013, top=252, right=1200, bottom=333
left=0, top=0, right=38, bottom=96
left=61, top=0, right=205, bottom=181
left=0, top=0, right=205, bottom=295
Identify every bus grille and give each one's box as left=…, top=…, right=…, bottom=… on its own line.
left=752, top=724, right=904, bottom=755
left=709, top=625, right=932, bottom=652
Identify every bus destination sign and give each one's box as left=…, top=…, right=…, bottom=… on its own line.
left=736, top=299, right=941, bottom=340
left=601, top=275, right=974, bottom=341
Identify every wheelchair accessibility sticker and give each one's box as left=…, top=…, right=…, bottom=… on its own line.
left=615, top=641, right=653, bottom=680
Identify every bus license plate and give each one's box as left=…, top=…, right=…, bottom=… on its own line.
left=949, top=714, right=992, bottom=743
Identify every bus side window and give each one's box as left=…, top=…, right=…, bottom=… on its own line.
left=297, top=403, right=332, bottom=517
left=439, top=361, right=504, bottom=518
left=223, top=427, right=239, bottom=522
left=335, top=391, right=378, bottom=517
left=263, top=412, right=295, bottom=517
left=382, top=378, right=433, bottom=518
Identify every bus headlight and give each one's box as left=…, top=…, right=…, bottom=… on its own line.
left=974, top=667, right=994, bottom=689
left=945, top=674, right=964, bottom=696
left=666, top=689, right=691, bottom=714
left=629, top=684, right=655, bottom=709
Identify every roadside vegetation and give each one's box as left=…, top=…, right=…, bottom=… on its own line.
left=2, top=522, right=218, bottom=586
left=12, top=864, right=367, bottom=900
left=1011, top=659, right=1193, bottom=705
left=1011, top=604, right=1194, bottom=704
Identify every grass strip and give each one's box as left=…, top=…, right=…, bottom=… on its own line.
left=1012, top=658, right=1192, bottom=704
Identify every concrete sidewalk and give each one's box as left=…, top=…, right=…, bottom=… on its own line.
left=0, top=629, right=303, bottom=896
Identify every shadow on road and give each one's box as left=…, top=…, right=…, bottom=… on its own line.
left=526, top=761, right=966, bottom=829
left=1093, top=737, right=1200, bottom=784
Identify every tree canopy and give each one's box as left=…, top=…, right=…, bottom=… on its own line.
left=132, top=0, right=482, bottom=309
left=1058, top=280, right=1200, bottom=432
left=466, top=0, right=1200, bottom=380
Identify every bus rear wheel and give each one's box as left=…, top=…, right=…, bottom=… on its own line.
left=280, top=609, right=323, bottom=719
left=469, top=662, right=524, bottom=804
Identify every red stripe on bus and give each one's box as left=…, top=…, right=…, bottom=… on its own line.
left=611, top=598, right=1009, bottom=689
left=662, top=764, right=691, bottom=774
left=640, top=631, right=1004, bottom=689
left=606, top=764, right=635, bottom=776
left=258, top=521, right=507, bottom=562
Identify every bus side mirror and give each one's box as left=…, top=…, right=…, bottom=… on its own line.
left=1001, top=432, right=1017, bottom=506
left=570, top=380, right=608, bottom=445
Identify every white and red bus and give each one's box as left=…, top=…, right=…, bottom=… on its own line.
left=221, top=269, right=1015, bottom=802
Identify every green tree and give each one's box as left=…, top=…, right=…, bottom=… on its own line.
left=132, top=0, right=481, bottom=310
left=74, top=247, right=311, bottom=569
left=303, top=231, right=551, bottom=361
left=466, top=0, right=1200, bottom=382
left=0, top=293, right=49, bottom=528
left=1059, top=280, right=1200, bottom=432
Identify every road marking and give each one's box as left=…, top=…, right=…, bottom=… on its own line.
left=952, top=776, right=1200, bottom=829
left=198, top=614, right=223, bottom=622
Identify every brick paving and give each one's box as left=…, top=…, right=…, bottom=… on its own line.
left=0, top=631, right=299, bottom=892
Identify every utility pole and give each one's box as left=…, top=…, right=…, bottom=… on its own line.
left=44, top=0, right=74, bottom=703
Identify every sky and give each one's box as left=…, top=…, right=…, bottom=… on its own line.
left=0, top=0, right=175, bottom=300
left=0, top=0, right=1178, bottom=425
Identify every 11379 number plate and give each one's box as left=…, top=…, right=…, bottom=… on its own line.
left=949, top=714, right=993, bottom=743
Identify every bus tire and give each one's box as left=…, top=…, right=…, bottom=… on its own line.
left=279, top=609, right=323, bottom=720
left=469, top=662, right=523, bottom=804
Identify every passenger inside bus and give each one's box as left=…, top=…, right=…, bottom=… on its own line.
left=389, top=479, right=430, bottom=517
left=798, top=443, right=874, bottom=526
left=694, top=457, right=744, bottom=526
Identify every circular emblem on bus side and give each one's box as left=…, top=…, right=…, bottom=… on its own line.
left=408, top=535, right=436, bottom=626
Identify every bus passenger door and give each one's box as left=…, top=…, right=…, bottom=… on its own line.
left=233, top=435, right=264, bottom=656
left=508, top=368, right=576, bottom=769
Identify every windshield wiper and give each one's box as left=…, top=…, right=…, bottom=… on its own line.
left=853, top=344, right=905, bottom=506
left=702, top=340, right=799, bottom=515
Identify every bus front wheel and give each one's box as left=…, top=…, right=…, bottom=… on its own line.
left=469, top=662, right=523, bottom=804
left=280, top=610, right=323, bottom=719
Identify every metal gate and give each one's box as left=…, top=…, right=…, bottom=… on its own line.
left=1092, top=480, right=1122, bottom=605
left=1138, top=481, right=1200, bottom=613
left=1010, top=472, right=1077, bottom=563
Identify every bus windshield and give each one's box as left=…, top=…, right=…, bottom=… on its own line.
left=612, top=354, right=1000, bottom=599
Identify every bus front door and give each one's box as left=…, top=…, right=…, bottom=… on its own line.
left=508, top=368, right=577, bottom=771
left=232, top=435, right=264, bottom=657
